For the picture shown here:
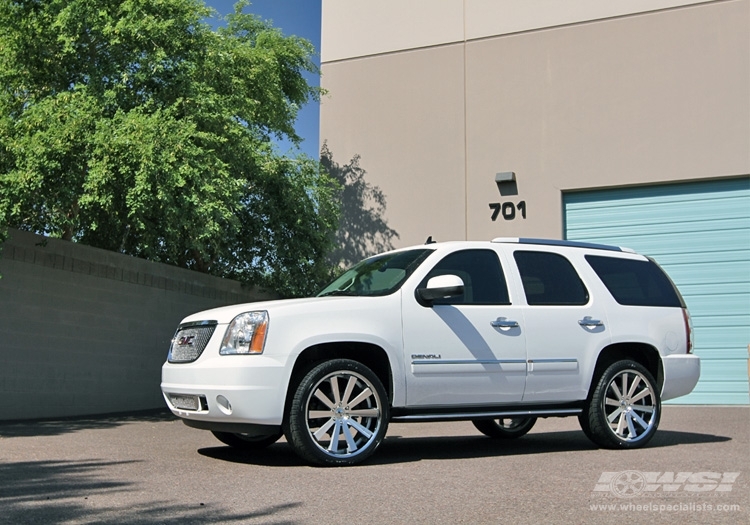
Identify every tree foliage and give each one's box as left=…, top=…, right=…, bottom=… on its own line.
left=0, top=0, right=339, bottom=296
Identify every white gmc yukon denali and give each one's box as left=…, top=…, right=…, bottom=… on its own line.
left=161, top=238, right=700, bottom=466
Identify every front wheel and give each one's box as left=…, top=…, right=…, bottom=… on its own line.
left=581, top=360, right=661, bottom=449
left=472, top=417, right=536, bottom=439
left=211, top=431, right=282, bottom=450
left=284, top=359, right=390, bottom=466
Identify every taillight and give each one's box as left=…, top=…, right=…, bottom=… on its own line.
left=682, top=308, right=693, bottom=354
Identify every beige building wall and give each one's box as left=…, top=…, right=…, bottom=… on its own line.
left=322, top=0, right=715, bottom=62
left=321, top=0, right=750, bottom=248
left=321, top=45, right=468, bottom=244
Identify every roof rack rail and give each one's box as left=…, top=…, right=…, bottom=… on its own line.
left=491, top=237, right=634, bottom=253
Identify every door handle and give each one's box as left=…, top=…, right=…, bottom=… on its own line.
left=491, top=317, right=519, bottom=329
left=579, top=316, right=604, bottom=328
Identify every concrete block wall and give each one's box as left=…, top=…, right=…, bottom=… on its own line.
left=0, top=229, right=276, bottom=421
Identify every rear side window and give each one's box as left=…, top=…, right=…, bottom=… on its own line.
left=514, top=251, right=589, bottom=305
left=586, top=255, right=683, bottom=307
left=421, top=249, right=510, bottom=305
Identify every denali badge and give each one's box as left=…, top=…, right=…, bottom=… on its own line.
left=411, top=354, right=441, bottom=360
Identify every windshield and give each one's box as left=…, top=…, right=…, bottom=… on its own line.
left=318, top=249, right=433, bottom=297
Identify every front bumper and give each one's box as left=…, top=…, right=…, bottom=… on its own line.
left=660, top=354, right=701, bottom=401
left=161, top=354, right=290, bottom=426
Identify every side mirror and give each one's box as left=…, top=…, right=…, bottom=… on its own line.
left=416, top=274, right=464, bottom=306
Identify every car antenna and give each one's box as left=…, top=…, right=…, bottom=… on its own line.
left=425, top=236, right=436, bottom=244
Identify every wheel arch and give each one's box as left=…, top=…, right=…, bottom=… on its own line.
left=284, top=342, right=394, bottom=416
left=587, top=342, right=663, bottom=400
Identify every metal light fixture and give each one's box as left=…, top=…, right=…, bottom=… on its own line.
left=495, top=172, right=518, bottom=196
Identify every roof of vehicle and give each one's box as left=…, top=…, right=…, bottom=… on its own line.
left=388, top=237, right=637, bottom=258
left=490, top=237, right=636, bottom=253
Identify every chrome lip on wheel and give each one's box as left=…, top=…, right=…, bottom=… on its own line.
left=305, top=371, right=383, bottom=458
left=603, top=370, right=657, bottom=442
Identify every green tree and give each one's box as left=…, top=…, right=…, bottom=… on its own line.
left=0, top=0, right=339, bottom=297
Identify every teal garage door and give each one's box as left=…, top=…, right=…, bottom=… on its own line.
left=564, top=178, right=750, bottom=404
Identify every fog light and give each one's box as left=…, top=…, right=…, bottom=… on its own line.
left=216, top=395, right=232, bottom=415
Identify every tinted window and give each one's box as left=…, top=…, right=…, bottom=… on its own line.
left=514, top=251, right=589, bottom=305
left=586, top=255, right=683, bottom=307
left=421, top=249, right=510, bottom=305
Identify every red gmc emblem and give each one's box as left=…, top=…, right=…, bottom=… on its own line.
left=177, top=335, right=195, bottom=346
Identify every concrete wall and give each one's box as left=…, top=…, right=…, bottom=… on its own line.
left=0, top=229, right=275, bottom=421
left=320, top=0, right=750, bottom=247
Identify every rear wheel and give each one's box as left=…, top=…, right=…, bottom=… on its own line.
left=581, top=360, right=661, bottom=449
left=285, top=359, right=389, bottom=467
left=211, top=431, right=282, bottom=450
left=472, top=417, right=536, bottom=439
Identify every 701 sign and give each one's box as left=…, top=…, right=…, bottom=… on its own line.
left=489, top=201, right=526, bottom=221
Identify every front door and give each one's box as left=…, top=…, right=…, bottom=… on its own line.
left=402, top=249, right=527, bottom=407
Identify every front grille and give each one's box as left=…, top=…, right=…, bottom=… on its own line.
left=168, top=321, right=217, bottom=363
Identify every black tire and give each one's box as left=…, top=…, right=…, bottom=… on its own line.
left=284, top=359, right=390, bottom=466
left=577, top=411, right=595, bottom=444
left=472, top=417, right=537, bottom=439
left=581, top=359, right=661, bottom=449
left=211, top=430, right=282, bottom=450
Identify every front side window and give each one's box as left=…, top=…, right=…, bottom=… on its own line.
left=318, top=249, right=433, bottom=297
left=514, top=251, right=589, bottom=305
left=420, top=249, right=510, bottom=305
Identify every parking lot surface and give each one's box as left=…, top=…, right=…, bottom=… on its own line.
left=1, top=406, right=747, bottom=524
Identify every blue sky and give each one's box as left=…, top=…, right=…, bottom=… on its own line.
left=204, top=1, right=322, bottom=159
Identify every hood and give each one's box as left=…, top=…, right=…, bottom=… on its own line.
left=178, top=295, right=396, bottom=325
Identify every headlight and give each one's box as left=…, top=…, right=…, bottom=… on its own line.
left=220, top=311, right=268, bottom=355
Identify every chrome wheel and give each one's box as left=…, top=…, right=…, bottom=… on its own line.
left=498, top=419, right=532, bottom=431
left=306, top=370, right=383, bottom=457
left=582, top=359, right=661, bottom=449
left=285, top=359, right=389, bottom=466
left=603, top=370, right=657, bottom=442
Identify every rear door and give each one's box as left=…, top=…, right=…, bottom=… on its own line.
left=508, top=249, right=611, bottom=402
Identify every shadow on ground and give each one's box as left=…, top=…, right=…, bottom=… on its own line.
left=0, top=458, right=302, bottom=524
left=0, top=409, right=176, bottom=438
left=197, top=428, right=731, bottom=468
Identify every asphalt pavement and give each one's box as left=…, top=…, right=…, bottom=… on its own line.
left=1, top=406, right=747, bottom=524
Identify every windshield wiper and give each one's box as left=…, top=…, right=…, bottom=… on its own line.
left=317, top=290, right=357, bottom=297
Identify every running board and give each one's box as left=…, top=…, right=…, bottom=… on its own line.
left=391, top=407, right=581, bottom=423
